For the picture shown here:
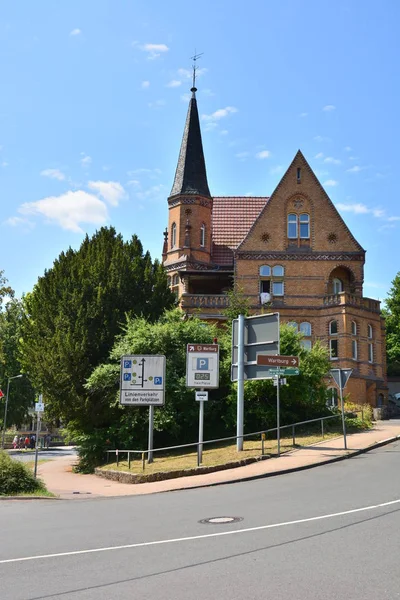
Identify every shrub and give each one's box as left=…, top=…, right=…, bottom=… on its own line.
left=0, top=451, right=46, bottom=495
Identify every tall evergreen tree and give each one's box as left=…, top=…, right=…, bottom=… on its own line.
left=384, top=272, right=400, bottom=375
left=20, top=227, right=175, bottom=430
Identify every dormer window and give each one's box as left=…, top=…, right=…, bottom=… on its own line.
left=171, top=223, right=177, bottom=249
left=200, top=223, right=206, bottom=247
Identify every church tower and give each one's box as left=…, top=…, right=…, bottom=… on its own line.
left=163, top=79, right=213, bottom=298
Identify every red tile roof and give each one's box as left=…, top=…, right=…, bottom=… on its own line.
left=212, top=197, right=268, bottom=265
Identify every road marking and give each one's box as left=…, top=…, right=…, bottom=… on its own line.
left=1, top=498, right=399, bottom=565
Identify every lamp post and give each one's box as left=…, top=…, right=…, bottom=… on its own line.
left=1, top=374, right=23, bottom=449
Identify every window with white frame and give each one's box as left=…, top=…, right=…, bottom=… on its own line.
left=200, top=223, right=206, bottom=247
left=171, top=273, right=180, bottom=298
left=333, top=278, right=343, bottom=294
left=300, top=322, right=312, bottom=336
left=368, top=343, right=374, bottom=363
left=299, top=214, right=310, bottom=239
left=287, top=321, right=298, bottom=331
left=351, top=321, right=357, bottom=336
left=329, top=320, right=338, bottom=335
left=171, top=222, right=177, bottom=249
left=259, top=265, right=284, bottom=298
left=287, top=213, right=310, bottom=240
left=368, top=324, right=373, bottom=339
left=352, top=339, right=358, bottom=360
left=287, top=214, right=297, bottom=238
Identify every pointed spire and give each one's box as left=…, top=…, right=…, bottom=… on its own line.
left=169, top=87, right=211, bottom=198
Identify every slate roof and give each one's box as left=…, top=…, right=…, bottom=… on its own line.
left=170, top=90, right=211, bottom=198
left=211, top=197, right=268, bottom=265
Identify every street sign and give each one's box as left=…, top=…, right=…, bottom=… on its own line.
left=231, top=313, right=280, bottom=381
left=35, top=402, right=44, bottom=413
left=273, top=378, right=287, bottom=386
left=120, top=355, right=166, bottom=405
left=186, top=344, right=219, bottom=389
left=195, top=391, right=209, bottom=402
left=257, top=355, right=299, bottom=368
left=0, top=389, right=4, bottom=398
left=330, top=368, right=353, bottom=390
left=269, top=367, right=300, bottom=376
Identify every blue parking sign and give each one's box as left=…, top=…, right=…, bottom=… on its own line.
left=196, top=358, right=209, bottom=370
left=123, top=373, right=131, bottom=381
left=124, top=360, right=132, bottom=369
left=154, top=377, right=162, bottom=385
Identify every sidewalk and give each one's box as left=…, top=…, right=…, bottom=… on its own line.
left=36, top=421, right=400, bottom=500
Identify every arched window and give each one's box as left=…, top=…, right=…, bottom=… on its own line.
left=300, top=322, right=312, bottom=336
left=288, top=321, right=298, bottom=331
left=172, top=274, right=179, bottom=285
left=351, top=321, right=357, bottom=336
left=299, top=214, right=310, bottom=239
left=272, top=265, right=284, bottom=276
left=200, top=223, right=206, bottom=247
left=171, top=223, right=177, bottom=249
left=352, top=340, right=358, bottom=360
left=368, top=343, right=374, bottom=363
left=287, top=214, right=297, bottom=238
left=333, top=278, right=343, bottom=294
left=329, top=320, right=338, bottom=335
left=259, top=265, right=271, bottom=276
left=367, top=324, right=373, bottom=339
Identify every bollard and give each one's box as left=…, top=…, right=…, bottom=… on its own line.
left=116, top=449, right=119, bottom=467
left=321, top=419, right=324, bottom=438
left=261, top=433, right=265, bottom=456
left=142, top=452, right=145, bottom=471
left=128, top=452, right=131, bottom=470
left=292, top=425, right=296, bottom=447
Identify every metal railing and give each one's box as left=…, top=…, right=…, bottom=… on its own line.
left=105, top=411, right=360, bottom=471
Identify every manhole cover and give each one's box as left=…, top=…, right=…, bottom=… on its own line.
left=199, top=516, right=243, bottom=525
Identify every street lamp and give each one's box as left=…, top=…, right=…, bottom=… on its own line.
left=1, top=374, right=24, bottom=449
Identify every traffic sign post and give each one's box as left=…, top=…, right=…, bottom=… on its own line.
left=186, top=344, right=219, bottom=466
left=34, top=394, right=44, bottom=479
left=120, top=355, right=166, bottom=464
left=330, top=368, right=353, bottom=450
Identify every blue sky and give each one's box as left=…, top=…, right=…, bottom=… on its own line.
left=1, top=0, right=399, bottom=301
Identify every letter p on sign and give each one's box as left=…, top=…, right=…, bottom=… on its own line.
left=196, top=358, right=209, bottom=370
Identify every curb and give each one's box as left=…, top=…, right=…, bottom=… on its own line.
left=0, top=496, right=59, bottom=501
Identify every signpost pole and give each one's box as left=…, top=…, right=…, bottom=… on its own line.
left=197, top=389, right=205, bottom=466
left=148, top=405, right=154, bottom=464
left=33, top=412, right=41, bottom=479
left=1, top=378, right=11, bottom=449
left=276, top=372, right=281, bottom=457
left=339, top=375, right=347, bottom=450
left=237, top=314, right=245, bottom=451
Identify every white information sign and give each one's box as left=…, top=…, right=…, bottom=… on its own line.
left=35, top=402, right=44, bottom=413
left=195, top=391, right=209, bottom=402
left=186, top=344, right=219, bottom=389
left=120, top=355, right=166, bottom=406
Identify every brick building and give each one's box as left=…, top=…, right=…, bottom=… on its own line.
left=162, top=86, right=387, bottom=406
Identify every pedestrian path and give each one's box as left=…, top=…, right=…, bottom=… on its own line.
left=36, top=421, right=400, bottom=500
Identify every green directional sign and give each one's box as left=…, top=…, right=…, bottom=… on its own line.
left=269, top=367, right=300, bottom=376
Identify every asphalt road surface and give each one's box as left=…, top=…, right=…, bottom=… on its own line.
left=1, top=442, right=400, bottom=600
left=10, top=447, right=77, bottom=463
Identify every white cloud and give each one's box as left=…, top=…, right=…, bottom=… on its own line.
left=4, top=216, right=34, bottom=229
left=256, top=150, right=271, bottom=159
left=300, top=112, right=308, bottom=118
left=335, top=202, right=384, bottom=218
left=19, top=190, right=109, bottom=233
left=166, top=80, right=181, bottom=88
left=235, top=152, right=249, bottom=160
left=204, top=122, right=218, bottom=132
left=202, top=106, right=238, bottom=121
left=134, top=184, right=165, bottom=201
left=40, top=168, right=65, bottom=181
left=387, top=216, right=400, bottom=222
left=344, top=146, right=352, bottom=152
left=1, top=161, right=9, bottom=168
left=127, top=179, right=140, bottom=187
left=346, top=165, right=364, bottom=173
left=270, top=165, right=284, bottom=174
left=314, top=169, right=329, bottom=178
left=70, top=28, right=81, bottom=36
left=141, top=81, right=150, bottom=89
left=323, top=179, right=339, bottom=187
left=148, top=99, right=166, bottom=109
left=219, top=130, right=229, bottom=136
left=80, top=153, right=92, bottom=167
left=315, top=152, right=324, bottom=159
left=88, top=181, right=127, bottom=206
left=324, top=156, right=341, bottom=165
left=140, top=43, right=169, bottom=60
left=323, top=105, right=336, bottom=112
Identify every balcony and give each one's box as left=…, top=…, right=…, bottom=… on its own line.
left=323, top=292, right=380, bottom=313
left=181, top=294, right=230, bottom=310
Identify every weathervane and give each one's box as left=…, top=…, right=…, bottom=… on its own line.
left=190, top=50, right=204, bottom=91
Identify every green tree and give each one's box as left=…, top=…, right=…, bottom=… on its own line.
left=0, top=299, right=35, bottom=427
left=383, top=272, right=400, bottom=376
left=19, top=227, right=175, bottom=431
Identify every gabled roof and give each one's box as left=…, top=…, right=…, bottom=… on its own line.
left=211, top=197, right=268, bottom=264
left=169, top=89, right=211, bottom=198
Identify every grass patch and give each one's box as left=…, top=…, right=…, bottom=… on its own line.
left=6, top=489, right=56, bottom=498
left=100, top=430, right=341, bottom=475
left=24, top=459, right=51, bottom=470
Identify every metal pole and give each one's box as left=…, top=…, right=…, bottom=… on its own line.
left=148, top=405, right=154, bottom=463
left=339, top=376, right=347, bottom=450
left=321, top=418, right=324, bottom=438
left=1, top=378, right=11, bottom=449
left=237, top=314, right=245, bottom=451
left=292, top=424, right=295, bottom=447
left=277, top=374, right=281, bottom=456
left=33, top=412, right=41, bottom=479
left=198, top=392, right=205, bottom=466
left=261, top=433, right=265, bottom=456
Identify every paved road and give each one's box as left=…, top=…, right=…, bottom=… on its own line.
left=10, top=447, right=77, bottom=463
left=1, top=442, right=400, bottom=600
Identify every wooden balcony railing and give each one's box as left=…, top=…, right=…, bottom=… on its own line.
left=181, top=294, right=230, bottom=310
left=323, top=292, right=380, bottom=313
